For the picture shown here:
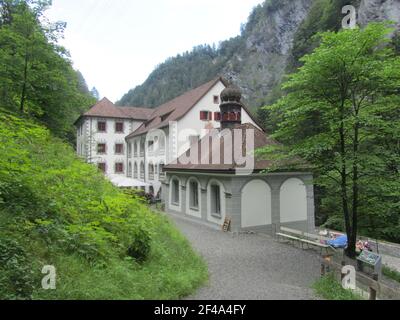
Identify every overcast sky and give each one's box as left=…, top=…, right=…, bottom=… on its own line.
left=45, top=0, right=264, bottom=102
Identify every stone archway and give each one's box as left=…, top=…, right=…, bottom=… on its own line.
left=241, top=179, right=272, bottom=228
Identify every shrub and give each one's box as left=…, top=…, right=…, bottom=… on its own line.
left=0, top=237, right=36, bottom=300
left=0, top=112, right=154, bottom=264
left=127, top=229, right=152, bottom=263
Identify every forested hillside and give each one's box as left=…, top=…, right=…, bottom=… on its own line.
left=118, top=0, right=400, bottom=115
left=0, top=0, right=96, bottom=144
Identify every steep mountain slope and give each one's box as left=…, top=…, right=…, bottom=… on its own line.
left=117, top=0, right=400, bottom=111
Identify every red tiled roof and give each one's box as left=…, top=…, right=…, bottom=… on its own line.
left=75, top=98, right=153, bottom=124
left=75, top=78, right=264, bottom=134
left=125, top=77, right=228, bottom=139
left=164, top=123, right=305, bottom=172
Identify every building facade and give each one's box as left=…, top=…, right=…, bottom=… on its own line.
left=75, top=78, right=315, bottom=233
left=75, top=98, right=152, bottom=176
left=163, top=85, right=316, bottom=233
left=124, top=77, right=261, bottom=197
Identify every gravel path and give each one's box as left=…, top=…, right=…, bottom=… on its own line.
left=169, top=214, right=321, bottom=300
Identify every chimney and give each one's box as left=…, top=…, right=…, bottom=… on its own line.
left=219, top=84, right=243, bottom=130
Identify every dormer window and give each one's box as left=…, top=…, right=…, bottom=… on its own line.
left=160, top=111, right=174, bottom=122
left=115, top=122, right=124, bottom=133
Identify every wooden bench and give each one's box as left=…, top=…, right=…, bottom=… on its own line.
left=277, top=227, right=335, bottom=255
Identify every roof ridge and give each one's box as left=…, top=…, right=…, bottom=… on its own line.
left=126, top=77, right=225, bottom=139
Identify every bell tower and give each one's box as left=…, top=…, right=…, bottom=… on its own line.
left=219, top=84, right=243, bottom=130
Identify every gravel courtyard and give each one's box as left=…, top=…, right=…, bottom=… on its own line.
left=170, top=214, right=321, bottom=300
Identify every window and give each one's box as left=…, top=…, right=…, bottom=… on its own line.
left=159, top=137, right=166, bottom=153
left=98, top=163, right=106, bottom=173
left=148, top=140, right=154, bottom=152
left=115, top=122, right=124, bottom=133
left=213, top=95, right=220, bottom=104
left=159, top=163, right=165, bottom=178
left=140, top=141, right=145, bottom=155
left=115, top=162, right=124, bottom=173
left=189, top=180, right=199, bottom=210
left=149, top=164, right=154, bottom=180
left=128, top=162, right=132, bottom=177
left=134, top=162, right=138, bottom=178
left=200, top=111, right=212, bottom=121
left=214, top=112, right=222, bottom=122
left=128, top=143, right=132, bottom=157
left=140, top=162, right=145, bottom=179
left=134, top=142, right=138, bottom=156
left=97, top=143, right=106, bottom=154
left=115, top=144, right=124, bottom=155
left=211, top=184, right=221, bottom=217
left=98, top=121, right=107, bottom=132
left=172, top=179, right=180, bottom=205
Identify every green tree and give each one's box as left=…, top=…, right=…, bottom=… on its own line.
left=0, top=0, right=95, bottom=142
left=259, top=23, right=400, bottom=257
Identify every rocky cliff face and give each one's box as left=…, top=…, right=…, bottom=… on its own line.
left=223, top=0, right=313, bottom=107
left=359, top=0, right=400, bottom=28
left=118, top=0, right=400, bottom=111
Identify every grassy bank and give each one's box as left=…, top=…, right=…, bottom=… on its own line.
left=0, top=110, right=207, bottom=300
left=383, top=266, right=400, bottom=284
left=34, top=215, right=208, bottom=300
left=313, top=274, right=363, bottom=300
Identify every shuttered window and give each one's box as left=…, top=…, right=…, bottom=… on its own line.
left=97, top=143, right=107, bottom=154
left=98, top=121, right=107, bottom=132
left=214, top=112, right=221, bottom=121
left=115, top=163, right=124, bottom=173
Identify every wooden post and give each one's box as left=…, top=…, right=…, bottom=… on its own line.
left=369, top=274, right=378, bottom=300
left=341, top=261, right=346, bottom=282
left=321, top=263, right=326, bottom=276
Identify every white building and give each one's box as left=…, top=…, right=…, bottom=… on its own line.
left=75, top=77, right=261, bottom=196
left=75, top=78, right=315, bottom=234
left=124, top=77, right=262, bottom=197
left=74, top=98, right=153, bottom=176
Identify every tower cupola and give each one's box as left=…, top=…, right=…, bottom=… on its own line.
left=219, top=84, right=243, bottom=130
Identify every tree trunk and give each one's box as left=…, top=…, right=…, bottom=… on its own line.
left=338, top=103, right=354, bottom=258
left=20, top=51, right=29, bottom=113
left=348, top=117, right=360, bottom=258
